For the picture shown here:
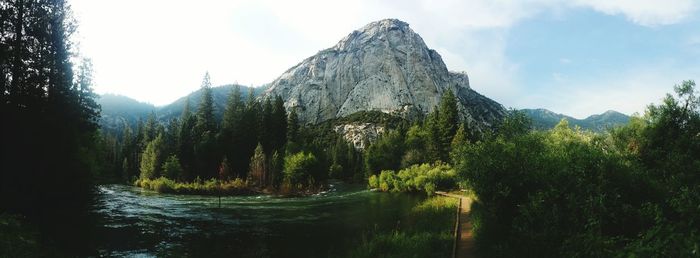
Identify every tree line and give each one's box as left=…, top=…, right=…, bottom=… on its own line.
left=102, top=72, right=367, bottom=191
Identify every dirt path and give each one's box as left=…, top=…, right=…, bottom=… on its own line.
left=436, top=192, right=476, bottom=258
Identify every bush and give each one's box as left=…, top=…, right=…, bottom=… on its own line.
left=368, top=163, right=458, bottom=194
left=284, top=152, right=319, bottom=186
left=135, top=177, right=252, bottom=195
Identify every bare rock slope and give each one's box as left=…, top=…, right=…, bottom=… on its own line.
left=262, top=19, right=505, bottom=130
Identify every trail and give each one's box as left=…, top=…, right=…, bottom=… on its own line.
left=436, top=191, right=476, bottom=258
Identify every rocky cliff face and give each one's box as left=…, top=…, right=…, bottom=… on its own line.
left=262, top=19, right=505, bottom=130
left=334, top=123, right=386, bottom=150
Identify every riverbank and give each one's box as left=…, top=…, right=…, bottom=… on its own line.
left=134, top=177, right=329, bottom=196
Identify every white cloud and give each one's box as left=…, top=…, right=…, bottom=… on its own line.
left=572, top=0, right=699, bottom=26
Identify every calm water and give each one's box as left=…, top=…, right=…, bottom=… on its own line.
left=89, top=183, right=424, bottom=257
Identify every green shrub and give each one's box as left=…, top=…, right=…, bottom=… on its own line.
left=135, top=177, right=252, bottom=195
left=368, top=163, right=457, bottom=194
left=284, top=151, right=319, bottom=186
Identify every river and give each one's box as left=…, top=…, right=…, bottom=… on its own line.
left=88, top=183, right=424, bottom=257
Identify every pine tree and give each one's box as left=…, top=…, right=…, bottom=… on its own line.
left=222, top=85, right=243, bottom=132
left=142, top=112, right=157, bottom=145
left=286, top=109, right=300, bottom=154
left=425, top=109, right=442, bottom=163
left=178, top=98, right=196, bottom=180
left=438, top=90, right=459, bottom=161
left=191, top=72, right=219, bottom=179
left=236, top=88, right=261, bottom=178
left=195, top=72, right=216, bottom=134
left=140, top=133, right=165, bottom=179
left=1, top=0, right=102, bottom=217
left=74, top=58, right=101, bottom=128
left=260, top=97, right=274, bottom=155
left=451, top=123, right=468, bottom=150
left=221, top=85, right=244, bottom=176
left=162, top=155, right=183, bottom=180
left=249, top=143, right=267, bottom=186
left=272, top=96, right=288, bottom=153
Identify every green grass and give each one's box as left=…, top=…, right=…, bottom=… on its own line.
left=135, top=177, right=254, bottom=195
left=349, top=196, right=458, bottom=258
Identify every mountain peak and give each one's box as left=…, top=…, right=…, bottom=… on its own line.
left=360, top=18, right=410, bottom=32
left=333, top=18, right=421, bottom=52
left=262, top=19, right=505, bottom=128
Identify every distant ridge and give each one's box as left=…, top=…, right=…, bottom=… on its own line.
left=98, top=84, right=265, bottom=133
left=521, top=108, right=630, bottom=131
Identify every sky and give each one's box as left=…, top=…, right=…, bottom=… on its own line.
left=69, top=0, right=700, bottom=118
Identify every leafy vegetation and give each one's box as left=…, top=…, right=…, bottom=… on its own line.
left=456, top=81, right=700, bottom=257
left=134, top=177, right=252, bottom=195
left=368, top=163, right=458, bottom=195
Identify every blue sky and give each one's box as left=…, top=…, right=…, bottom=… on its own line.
left=69, top=0, right=700, bottom=118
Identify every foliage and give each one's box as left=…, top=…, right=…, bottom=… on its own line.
left=283, top=151, right=320, bottom=186
left=368, top=163, right=458, bottom=195
left=162, top=155, right=183, bottom=180
left=455, top=81, right=700, bottom=257
left=135, top=177, right=251, bottom=195
left=0, top=3, right=103, bottom=252
left=364, top=130, right=404, bottom=176
left=139, top=133, right=165, bottom=179
left=350, top=196, right=458, bottom=258
left=437, top=90, right=459, bottom=161
left=249, top=143, right=268, bottom=186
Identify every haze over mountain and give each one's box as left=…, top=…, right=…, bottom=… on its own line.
left=522, top=108, right=630, bottom=131
left=261, top=19, right=506, bottom=130
left=97, top=85, right=263, bottom=133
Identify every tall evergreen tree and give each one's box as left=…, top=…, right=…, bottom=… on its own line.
left=260, top=97, right=274, bottom=155
left=286, top=108, right=300, bottom=153
left=74, top=58, right=101, bottom=128
left=192, top=72, right=219, bottom=179
left=195, top=72, right=216, bottom=134
left=221, top=85, right=244, bottom=176
left=438, top=90, right=459, bottom=161
left=271, top=96, right=288, bottom=153
left=178, top=98, right=196, bottom=180
left=235, top=87, right=261, bottom=178
left=425, top=109, right=442, bottom=163
left=249, top=143, right=267, bottom=186
left=140, top=133, right=165, bottom=180
left=1, top=0, right=102, bottom=224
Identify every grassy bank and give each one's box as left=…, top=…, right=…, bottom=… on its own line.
left=350, top=196, right=458, bottom=258
left=134, top=177, right=328, bottom=196
left=134, top=177, right=256, bottom=195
